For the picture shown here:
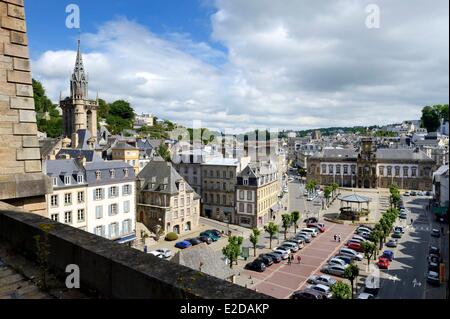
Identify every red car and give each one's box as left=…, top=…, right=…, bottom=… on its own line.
left=377, top=257, right=390, bottom=269
left=307, top=223, right=326, bottom=233
left=347, top=242, right=363, bottom=252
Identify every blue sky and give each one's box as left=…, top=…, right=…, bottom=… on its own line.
left=27, top=0, right=449, bottom=131
left=26, top=0, right=223, bottom=59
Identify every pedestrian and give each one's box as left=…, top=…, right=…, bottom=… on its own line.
left=338, top=234, right=341, bottom=242
left=297, top=255, right=302, bottom=264
left=287, top=255, right=291, bottom=265
left=334, top=234, right=337, bottom=241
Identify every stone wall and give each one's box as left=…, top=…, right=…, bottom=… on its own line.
left=0, top=0, right=51, bottom=215
left=0, top=205, right=269, bottom=299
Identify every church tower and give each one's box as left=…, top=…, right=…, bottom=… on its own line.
left=60, top=39, right=98, bottom=141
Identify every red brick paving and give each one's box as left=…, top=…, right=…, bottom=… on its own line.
left=243, top=221, right=356, bottom=299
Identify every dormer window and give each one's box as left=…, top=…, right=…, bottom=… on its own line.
left=77, top=175, right=84, bottom=184
left=52, top=177, right=58, bottom=187
left=95, top=170, right=101, bottom=180
left=64, top=176, right=71, bottom=185
left=123, top=169, right=129, bottom=177
left=110, top=169, right=116, bottom=178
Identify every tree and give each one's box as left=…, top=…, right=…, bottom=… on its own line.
left=344, top=263, right=360, bottom=299
left=264, top=222, right=279, bottom=249
left=298, top=168, right=307, bottom=178
left=305, top=180, right=317, bottom=195
left=249, top=228, right=261, bottom=257
left=281, top=214, right=292, bottom=239
left=32, top=79, right=62, bottom=138
left=324, top=186, right=332, bottom=206
left=330, top=281, right=352, bottom=299
left=156, top=143, right=171, bottom=162
left=106, top=100, right=135, bottom=134
left=291, top=211, right=300, bottom=234
left=330, top=183, right=339, bottom=198
left=97, top=98, right=110, bottom=121
left=421, top=105, right=444, bottom=132
left=361, top=241, right=376, bottom=269
left=222, top=236, right=244, bottom=269
left=369, top=228, right=383, bottom=252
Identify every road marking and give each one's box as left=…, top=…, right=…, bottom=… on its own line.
left=387, top=274, right=400, bottom=282
left=412, top=279, right=422, bottom=287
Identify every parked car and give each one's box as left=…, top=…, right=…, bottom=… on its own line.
left=187, top=238, right=202, bottom=246
left=333, top=255, right=353, bottom=265
left=198, top=235, right=213, bottom=245
left=377, top=257, right=390, bottom=269
left=148, top=250, right=164, bottom=258
left=431, top=229, right=441, bottom=238
left=382, top=250, right=394, bottom=261
left=256, top=255, right=273, bottom=267
left=307, top=223, right=326, bottom=233
left=286, top=239, right=305, bottom=249
left=327, top=258, right=348, bottom=268
left=292, top=289, right=324, bottom=300
left=175, top=240, right=192, bottom=249
left=277, top=244, right=295, bottom=253
left=347, top=238, right=364, bottom=246
left=347, top=242, right=363, bottom=252
left=417, top=191, right=425, bottom=196
left=404, top=191, right=411, bottom=196
left=356, top=226, right=372, bottom=234
left=262, top=253, right=281, bottom=263
left=386, top=239, right=398, bottom=248
left=359, top=231, right=372, bottom=240
left=399, top=212, right=408, bottom=219
left=426, top=271, right=440, bottom=286
left=272, top=249, right=289, bottom=260
left=282, top=241, right=300, bottom=252
left=301, top=228, right=318, bottom=237
left=200, top=231, right=220, bottom=241
left=340, top=248, right=363, bottom=261
left=429, top=246, right=440, bottom=256
left=306, top=284, right=333, bottom=299
left=307, top=274, right=337, bottom=287
left=245, top=260, right=266, bottom=272
left=425, top=191, right=432, bottom=196
left=410, top=191, right=417, bottom=196
left=208, top=229, right=222, bottom=237
left=304, top=217, right=318, bottom=224
left=392, top=230, right=402, bottom=239
left=150, top=248, right=172, bottom=259
left=296, top=232, right=312, bottom=242
left=428, top=255, right=440, bottom=272
left=394, top=226, right=405, bottom=234
left=321, top=264, right=347, bottom=277
left=352, top=234, right=367, bottom=242
left=357, top=292, right=375, bottom=299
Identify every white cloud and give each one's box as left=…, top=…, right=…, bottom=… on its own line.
left=31, top=1, right=449, bottom=132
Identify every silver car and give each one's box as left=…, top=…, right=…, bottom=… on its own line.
left=321, top=264, right=347, bottom=277
left=307, top=274, right=337, bottom=287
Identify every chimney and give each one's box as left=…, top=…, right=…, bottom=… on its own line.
left=76, top=155, right=86, bottom=167
left=72, top=132, right=79, bottom=149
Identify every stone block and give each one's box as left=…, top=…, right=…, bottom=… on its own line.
left=13, top=122, right=37, bottom=135
left=0, top=146, right=16, bottom=161
left=0, top=81, right=15, bottom=95
left=13, top=57, right=29, bottom=71
left=16, top=147, right=40, bottom=160
left=25, top=160, right=42, bottom=173
left=2, top=0, right=24, bottom=7
left=22, top=136, right=39, bottom=148
left=7, top=70, right=31, bottom=84
left=10, top=30, right=27, bottom=45
left=15, top=83, right=32, bottom=96
left=10, top=96, right=34, bottom=109
left=0, top=122, right=13, bottom=134
left=0, top=15, right=26, bottom=32
left=3, top=43, right=28, bottom=58
left=18, top=109, right=36, bottom=122
left=0, top=135, right=21, bottom=148
left=7, top=3, right=25, bottom=19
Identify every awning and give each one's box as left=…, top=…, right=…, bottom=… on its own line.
left=115, top=234, right=137, bottom=244
left=432, top=207, right=448, bottom=216
left=270, top=203, right=282, bottom=213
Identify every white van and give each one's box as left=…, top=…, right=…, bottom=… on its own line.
left=301, top=228, right=318, bottom=237
left=340, top=247, right=363, bottom=261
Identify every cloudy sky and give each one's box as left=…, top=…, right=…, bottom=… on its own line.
left=27, top=0, right=449, bottom=133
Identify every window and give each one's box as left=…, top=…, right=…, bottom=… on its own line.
left=216, top=194, right=220, bottom=204
left=239, top=203, right=244, bottom=212
left=64, top=176, right=71, bottom=185
left=94, top=188, right=103, bottom=200
left=52, top=177, right=58, bottom=187
left=329, top=165, right=334, bottom=174
left=403, top=167, right=409, bottom=177
left=77, top=175, right=84, bottom=184
left=223, top=195, right=227, bottom=205
left=351, top=165, right=356, bottom=174
left=223, top=183, right=226, bottom=190
left=216, top=171, right=220, bottom=178
left=94, top=226, right=105, bottom=237
left=64, top=211, right=72, bottom=224
left=122, top=219, right=132, bottom=235
left=123, top=169, right=129, bottom=177
left=174, top=198, right=178, bottom=207
left=95, top=170, right=101, bottom=180
left=186, top=196, right=191, bottom=206
left=110, top=169, right=116, bottom=178
left=77, top=191, right=84, bottom=203
left=50, top=195, right=58, bottom=207
left=181, top=209, right=185, bottom=217
left=247, top=204, right=253, bottom=214
left=243, top=178, right=249, bottom=185
left=379, top=166, right=384, bottom=176
left=109, top=186, right=118, bottom=198
left=109, top=204, right=118, bottom=216
left=187, top=207, right=191, bottom=216
left=77, top=209, right=85, bottom=222
left=247, top=191, right=252, bottom=201
left=387, top=166, right=392, bottom=176
left=343, top=165, right=348, bottom=175
left=64, top=193, right=72, bottom=205
left=223, top=171, right=227, bottom=178
left=412, top=167, right=417, bottom=177
left=395, top=166, right=400, bottom=176
left=95, top=206, right=103, bottom=219
left=229, top=171, right=233, bottom=178
left=109, top=223, right=119, bottom=239
left=51, top=213, right=59, bottom=222
left=124, top=200, right=130, bottom=213
left=123, top=184, right=132, bottom=196
left=239, top=190, right=244, bottom=200
left=193, top=177, right=198, bottom=184
left=336, top=165, right=341, bottom=174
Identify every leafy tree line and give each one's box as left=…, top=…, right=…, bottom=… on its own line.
left=32, top=79, right=62, bottom=138
left=97, top=99, right=136, bottom=135
left=421, top=104, right=449, bottom=133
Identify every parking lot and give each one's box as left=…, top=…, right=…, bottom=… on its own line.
left=241, top=221, right=356, bottom=299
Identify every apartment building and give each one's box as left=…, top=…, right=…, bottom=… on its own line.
left=111, top=141, right=140, bottom=175
left=85, top=161, right=136, bottom=244
left=46, top=159, right=88, bottom=231
left=235, top=161, right=280, bottom=228
left=137, top=158, right=200, bottom=235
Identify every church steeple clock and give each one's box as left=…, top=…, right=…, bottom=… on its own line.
left=357, top=137, right=377, bottom=188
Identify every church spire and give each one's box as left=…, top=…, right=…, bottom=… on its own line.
left=70, top=37, right=88, bottom=99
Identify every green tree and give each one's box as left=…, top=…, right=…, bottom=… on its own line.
left=32, top=79, right=63, bottom=138
left=249, top=228, right=261, bottom=257
left=281, top=214, right=292, bottom=239
left=361, top=241, right=376, bottom=268
left=222, top=236, right=244, bottom=269
left=264, top=222, right=279, bottom=249
left=291, top=211, right=300, bottom=234
left=97, top=98, right=110, bottom=120
left=156, top=143, right=171, bottom=162
left=330, top=281, right=352, bottom=299
left=305, top=180, right=317, bottom=195
left=298, top=168, right=307, bottom=178
left=106, top=100, right=135, bottom=134
left=344, top=263, right=360, bottom=299
left=324, top=186, right=332, bottom=206
left=421, top=105, right=442, bottom=132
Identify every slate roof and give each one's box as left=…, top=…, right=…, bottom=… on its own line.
left=311, top=148, right=358, bottom=159
left=56, top=129, right=103, bottom=162
left=85, top=160, right=135, bottom=185
left=137, top=158, right=199, bottom=197
left=39, top=138, right=61, bottom=159
left=375, top=149, right=433, bottom=161
left=338, top=194, right=371, bottom=203
left=112, top=141, right=138, bottom=150
left=239, top=161, right=277, bottom=178
left=171, top=243, right=235, bottom=280
left=46, top=159, right=86, bottom=188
